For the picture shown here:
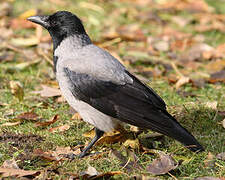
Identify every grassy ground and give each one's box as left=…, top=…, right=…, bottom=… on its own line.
left=0, top=0, right=225, bottom=179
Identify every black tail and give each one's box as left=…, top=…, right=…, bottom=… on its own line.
left=159, top=111, right=204, bottom=152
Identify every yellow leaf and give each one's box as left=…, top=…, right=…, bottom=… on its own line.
left=83, top=128, right=95, bottom=138
left=19, top=9, right=37, bottom=19
left=123, top=139, right=140, bottom=149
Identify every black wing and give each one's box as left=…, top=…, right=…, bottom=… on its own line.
left=64, top=68, right=203, bottom=152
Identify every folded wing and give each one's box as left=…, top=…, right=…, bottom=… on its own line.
left=64, top=68, right=203, bottom=152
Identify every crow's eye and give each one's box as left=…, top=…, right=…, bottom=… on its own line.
left=50, top=20, right=57, bottom=27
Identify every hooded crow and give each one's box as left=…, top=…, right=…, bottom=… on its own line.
left=28, top=11, right=204, bottom=157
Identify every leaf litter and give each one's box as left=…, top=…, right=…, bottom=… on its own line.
left=146, top=152, right=178, bottom=175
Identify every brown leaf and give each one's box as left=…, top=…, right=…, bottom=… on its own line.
left=10, top=19, right=36, bottom=30
left=175, top=76, right=190, bottom=90
left=179, top=43, right=214, bottom=62
left=32, top=85, right=61, bottom=97
left=206, top=60, right=225, bottom=72
left=216, top=152, right=225, bottom=161
left=2, top=159, right=19, bottom=169
left=116, top=24, right=146, bottom=41
left=0, top=168, right=39, bottom=178
left=209, top=70, right=225, bottom=83
left=16, top=110, right=39, bottom=121
left=195, top=21, right=225, bottom=33
left=49, top=124, right=70, bottom=133
left=158, top=0, right=213, bottom=13
left=35, top=114, right=59, bottom=127
left=215, top=43, right=225, bottom=58
left=33, top=146, right=81, bottom=161
left=33, top=148, right=59, bottom=161
left=204, top=152, right=215, bottom=168
left=1, top=121, right=21, bottom=127
left=170, top=38, right=196, bottom=52
left=146, top=152, right=178, bottom=175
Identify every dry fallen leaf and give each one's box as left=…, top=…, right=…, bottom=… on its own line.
left=158, top=0, right=213, bottom=13
left=209, top=70, right=225, bottom=83
left=204, top=101, right=218, bottom=110
left=206, top=60, right=225, bottom=72
left=33, top=146, right=81, bottom=161
left=72, top=112, right=82, bottom=120
left=35, top=114, right=59, bottom=127
left=33, top=148, right=59, bottom=161
left=0, top=121, right=21, bottom=127
left=216, top=152, right=225, bottom=161
left=0, top=168, right=39, bottom=178
left=80, top=166, right=99, bottom=178
left=179, top=43, right=214, bottom=62
left=204, top=152, right=215, bottom=168
left=2, top=159, right=19, bottom=169
left=175, top=76, right=190, bottom=90
left=146, top=152, right=178, bottom=175
left=10, top=19, right=36, bottom=30
left=116, top=24, right=146, bottom=41
left=9, top=80, right=24, bottom=101
left=222, top=119, right=225, bottom=129
left=32, top=85, right=61, bottom=97
left=83, top=128, right=126, bottom=145
left=16, top=110, right=39, bottom=121
left=49, top=124, right=70, bottom=133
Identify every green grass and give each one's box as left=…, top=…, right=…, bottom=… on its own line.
left=0, top=0, right=225, bottom=179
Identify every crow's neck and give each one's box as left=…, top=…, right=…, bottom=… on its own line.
left=52, top=33, right=92, bottom=51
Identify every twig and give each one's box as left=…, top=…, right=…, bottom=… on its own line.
left=98, top=38, right=121, bottom=48
left=168, top=172, right=179, bottom=180
left=171, top=61, right=184, bottom=77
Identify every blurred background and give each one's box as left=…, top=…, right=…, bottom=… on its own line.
left=0, top=0, right=225, bottom=178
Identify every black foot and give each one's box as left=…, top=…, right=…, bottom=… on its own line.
left=78, top=128, right=104, bottom=158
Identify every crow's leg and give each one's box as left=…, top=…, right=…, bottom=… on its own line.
left=78, top=128, right=104, bottom=158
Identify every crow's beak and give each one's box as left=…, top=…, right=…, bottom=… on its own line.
left=27, top=15, right=50, bottom=28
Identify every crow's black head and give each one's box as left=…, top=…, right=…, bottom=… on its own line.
left=27, top=11, right=88, bottom=49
